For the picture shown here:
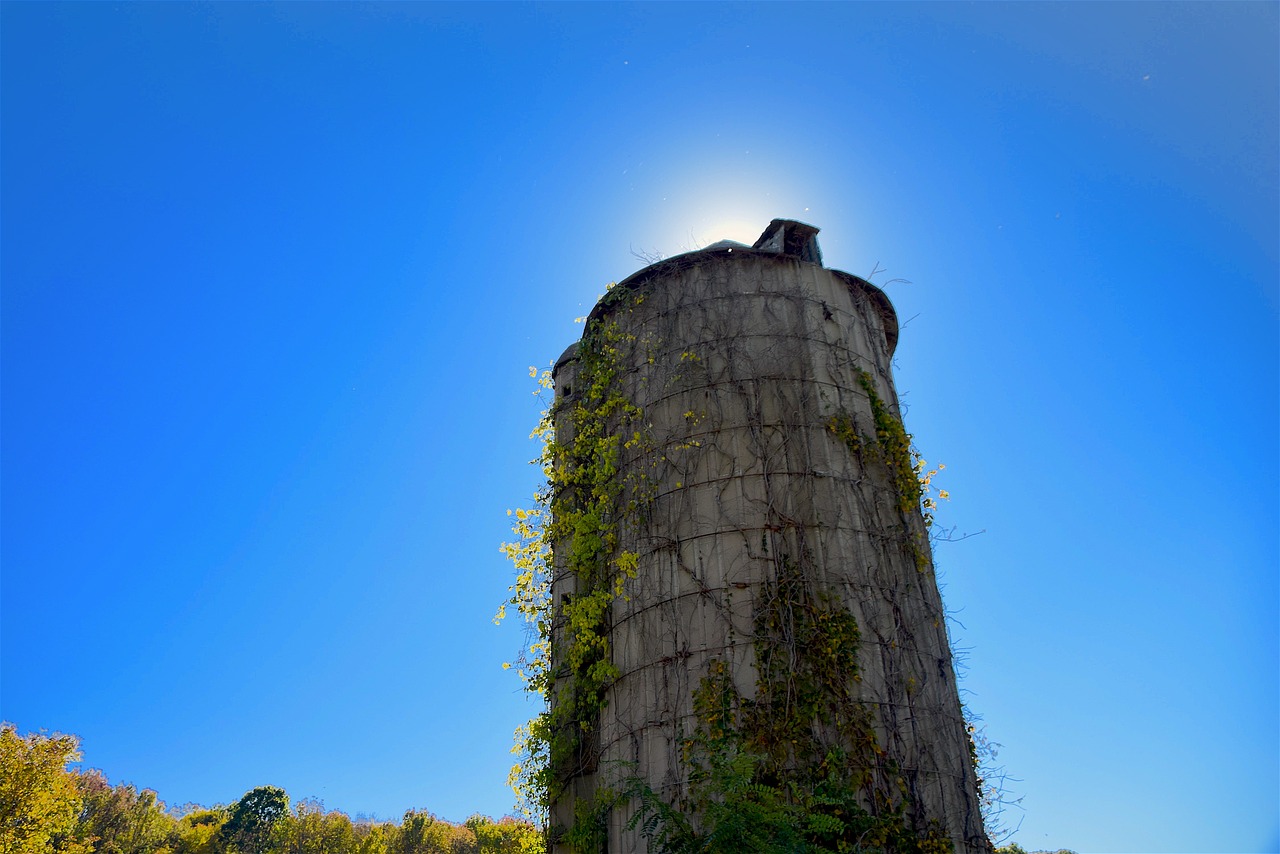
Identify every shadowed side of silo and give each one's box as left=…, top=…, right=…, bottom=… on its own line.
left=548, top=221, right=989, bottom=853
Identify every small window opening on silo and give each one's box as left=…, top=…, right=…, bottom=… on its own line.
left=753, top=218, right=823, bottom=265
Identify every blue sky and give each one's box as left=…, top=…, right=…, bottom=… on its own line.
left=2, top=3, right=1276, bottom=852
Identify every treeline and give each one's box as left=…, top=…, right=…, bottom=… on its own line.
left=1, top=724, right=542, bottom=854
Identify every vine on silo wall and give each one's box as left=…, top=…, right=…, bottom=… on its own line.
left=604, top=551, right=954, bottom=854
left=499, top=286, right=657, bottom=837
left=829, top=369, right=948, bottom=571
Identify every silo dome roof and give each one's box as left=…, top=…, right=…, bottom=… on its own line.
left=702, top=239, right=750, bottom=251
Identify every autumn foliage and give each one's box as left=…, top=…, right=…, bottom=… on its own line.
left=0, top=723, right=542, bottom=854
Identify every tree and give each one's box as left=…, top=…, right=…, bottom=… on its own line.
left=395, top=810, right=473, bottom=854
left=270, top=798, right=359, bottom=854
left=464, top=815, right=542, bottom=854
left=219, top=786, right=289, bottom=853
left=173, top=808, right=226, bottom=854
left=71, top=768, right=177, bottom=853
left=353, top=821, right=395, bottom=854
left=0, top=723, right=90, bottom=854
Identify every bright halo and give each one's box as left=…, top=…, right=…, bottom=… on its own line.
left=692, top=217, right=764, bottom=247
left=672, top=181, right=819, bottom=252
left=621, top=138, right=829, bottom=259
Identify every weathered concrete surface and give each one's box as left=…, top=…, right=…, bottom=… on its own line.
left=551, top=223, right=988, bottom=853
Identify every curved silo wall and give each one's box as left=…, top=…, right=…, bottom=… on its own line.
left=549, top=245, right=987, bottom=853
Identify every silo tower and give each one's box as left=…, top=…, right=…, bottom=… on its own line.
left=547, top=220, right=988, bottom=853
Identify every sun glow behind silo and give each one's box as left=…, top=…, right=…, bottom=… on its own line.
left=619, top=140, right=825, bottom=256
left=666, top=180, right=815, bottom=253
left=606, top=124, right=879, bottom=275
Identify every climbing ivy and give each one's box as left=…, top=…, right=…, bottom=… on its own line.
left=855, top=369, right=923, bottom=515
left=499, top=291, right=655, bottom=835
left=617, top=554, right=954, bottom=854
left=498, top=363, right=555, bottom=825
left=542, top=310, right=651, bottom=805
left=827, top=369, right=948, bottom=571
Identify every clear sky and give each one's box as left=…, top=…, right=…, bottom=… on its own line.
left=2, top=3, right=1276, bottom=853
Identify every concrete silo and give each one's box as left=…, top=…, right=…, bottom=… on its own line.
left=546, top=220, right=988, bottom=853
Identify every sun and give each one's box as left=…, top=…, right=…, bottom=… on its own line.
left=621, top=138, right=829, bottom=259
left=692, top=216, right=765, bottom=247
left=667, top=179, right=820, bottom=254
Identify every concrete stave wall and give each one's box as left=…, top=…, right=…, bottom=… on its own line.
left=552, top=250, right=986, bottom=852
